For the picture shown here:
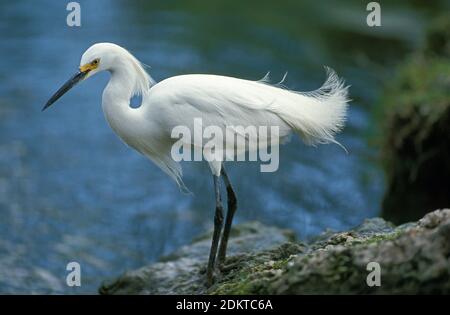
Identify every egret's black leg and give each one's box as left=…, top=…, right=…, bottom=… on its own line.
left=217, top=167, right=237, bottom=265
left=206, top=175, right=224, bottom=286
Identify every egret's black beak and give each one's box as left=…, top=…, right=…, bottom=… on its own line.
left=42, top=70, right=89, bottom=111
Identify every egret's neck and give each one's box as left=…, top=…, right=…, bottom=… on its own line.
left=101, top=60, right=153, bottom=144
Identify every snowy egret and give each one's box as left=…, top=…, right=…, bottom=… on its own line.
left=43, top=43, right=349, bottom=286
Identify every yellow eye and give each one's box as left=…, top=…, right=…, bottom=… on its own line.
left=92, top=59, right=99, bottom=65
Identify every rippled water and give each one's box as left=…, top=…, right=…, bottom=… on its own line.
left=0, top=1, right=435, bottom=293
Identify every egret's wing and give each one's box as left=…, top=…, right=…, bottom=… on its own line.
left=149, top=74, right=292, bottom=158
left=143, top=69, right=349, bottom=184
left=149, top=69, right=348, bottom=147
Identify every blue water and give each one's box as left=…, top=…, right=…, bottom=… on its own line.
left=0, top=1, right=432, bottom=293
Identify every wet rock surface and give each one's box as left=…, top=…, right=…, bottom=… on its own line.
left=100, top=209, right=450, bottom=295
left=99, top=222, right=296, bottom=294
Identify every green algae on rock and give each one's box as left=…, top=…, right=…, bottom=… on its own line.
left=100, top=209, right=450, bottom=295
left=267, top=209, right=450, bottom=294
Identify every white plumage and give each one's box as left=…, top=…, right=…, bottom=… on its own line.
left=76, top=43, right=350, bottom=186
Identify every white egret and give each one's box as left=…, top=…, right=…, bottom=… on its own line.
left=43, top=42, right=349, bottom=286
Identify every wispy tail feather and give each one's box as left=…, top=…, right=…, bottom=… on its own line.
left=267, top=67, right=350, bottom=151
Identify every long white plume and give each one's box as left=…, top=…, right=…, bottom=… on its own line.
left=259, top=67, right=350, bottom=150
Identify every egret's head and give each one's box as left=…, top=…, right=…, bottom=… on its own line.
left=78, top=42, right=122, bottom=79
left=43, top=43, right=136, bottom=111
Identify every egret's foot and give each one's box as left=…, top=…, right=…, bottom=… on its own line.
left=218, top=253, right=250, bottom=273
left=206, top=273, right=213, bottom=287
left=216, top=249, right=227, bottom=268
left=205, top=266, right=219, bottom=287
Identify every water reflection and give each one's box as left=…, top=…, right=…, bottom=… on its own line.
left=0, top=0, right=440, bottom=293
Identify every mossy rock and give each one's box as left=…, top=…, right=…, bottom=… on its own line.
left=100, top=210, right=450, bottom=295
left=267, top=210, right=450, bottom=294
left=209, top=242, right=305, bottom=295
left=211, top=210, right=450, bottom=294
left=375, top=13, right=450, bottom=224
left=99, top=221, right=297, bottom=294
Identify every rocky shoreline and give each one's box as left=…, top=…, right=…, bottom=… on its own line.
left=99, top=209, right=450, bottom=294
